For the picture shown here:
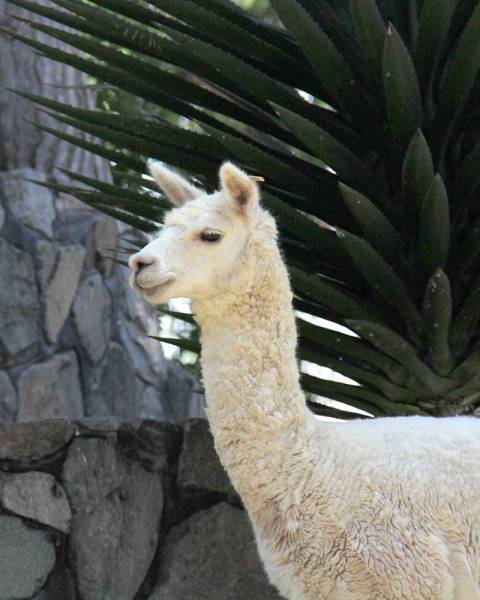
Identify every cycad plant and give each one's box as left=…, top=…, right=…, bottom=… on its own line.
left=6, top=0, right=480, bottom=419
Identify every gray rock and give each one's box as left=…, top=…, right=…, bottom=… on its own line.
left=0, top=370, right=17, bottom=421
left=0, top=515, right=56, bottom=599
left=149, top=503, right=281, bottom=600
left=0, top=202, right=4, bottom=232
left=120, top=420, right=181, bottom=474
left=30, top=559, right=77, bottom=600
left=119, top=284, right=168, bottom=386
left=0, top=168, right=55, bottom=237
left=71, top=419, right=181, bottom=474
left=0, top=472, right=71, bottom=533
left=162, top=362, right=198, bottom=422
left=17, top=352, right=84, bottom=421
left=139, top=386, right=167, bottom=421
left=188, top=391, right=206, bottom=419
left=92, top=215, right=116, bottom=276
left=86, top=343, right=140, bottom=419
left=73, top=416, right=132, bottom=435
left=73, top=273, right=111, bottom=362
left=0, top=419, right=74, bottom=462
left=42, top=243, right=86, bottom=343
left=63, top=437, right=163, bottom=600
left=35, top=240, right=58, bottom=291
left=0, top=238, right=40, bottom=365
left=178, top=419, right=237, bottom=499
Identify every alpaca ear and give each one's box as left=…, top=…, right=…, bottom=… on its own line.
left=149, top=162, right=200, bottom=206
left=219, top=162, right=259, bottom=216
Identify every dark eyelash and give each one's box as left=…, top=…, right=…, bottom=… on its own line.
left=200, top=231, right=222, bottom=242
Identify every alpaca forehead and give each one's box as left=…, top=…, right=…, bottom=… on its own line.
left=164, top=194, right=235, bottom=230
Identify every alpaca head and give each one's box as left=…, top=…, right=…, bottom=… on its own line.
left=128, top=162, right=276, bottom=304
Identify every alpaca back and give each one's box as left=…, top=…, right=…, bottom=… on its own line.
left=256, top=416, right=480, bottom=600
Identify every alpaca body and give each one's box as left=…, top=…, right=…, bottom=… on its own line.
left=195, top=272, right=480, bottom=600
left=254, top=417, right=480, bottom=600
left=130, top=162, right=480, bottom=600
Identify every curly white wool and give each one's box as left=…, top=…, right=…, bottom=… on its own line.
left=130, top=162, right=480, bottom=600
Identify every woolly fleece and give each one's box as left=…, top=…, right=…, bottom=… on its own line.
left=130, top=162, right=480, bottom=600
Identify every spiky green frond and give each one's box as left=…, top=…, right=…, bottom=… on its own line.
left=7, top=0, right=480, bottom=416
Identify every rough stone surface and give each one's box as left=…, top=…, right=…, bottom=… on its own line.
left=0, top=238, right=40, bottom=365
left=140, top=385, right=168, bottom=421
left=119, top=284, right=168, bottom=385
left=31, top=561, right=77, bottom=600
left=42, top=243, right=86, bottom=343
left=73, top=272, right=112, bottom=362
left=86, top=342, right=140, bottom=418
left=0, top=202, right=4, bottom=232
left=35, top=240, right=58, bottom=291
left=0, top=419, right=277, bottom=600
left=0, top=369, right=17, bottom=420
left=17, top=352, right=84, bottom=420
left=72, top=418, right=181, bottom=474
left=63, top=437, right=164, bottom=600
left=0, top=419, right=74, bottom=462
left=92, top=215, right=116, bottom=276
left=0, top=472, right=71, bottom=532
left=178, top=419, right=236, bottom=499
left=0, top=515, right=56, bottom=599
left=150, top=503, right=281, bottom=600
left=0, top=169, right=56, bottom=237
left=162, top=362, right=203, bottom=422
left=119, top=420, right=181, bottom=474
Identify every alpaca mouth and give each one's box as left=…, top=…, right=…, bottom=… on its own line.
left=137, top=275, right=175, bottom=298
left=142, top=281, right=172, bottom=297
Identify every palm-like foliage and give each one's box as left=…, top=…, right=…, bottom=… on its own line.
left=6, top=0, right=480, bottom=419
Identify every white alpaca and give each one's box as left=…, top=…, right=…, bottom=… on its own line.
left=129, top=162, right=480, bottom=600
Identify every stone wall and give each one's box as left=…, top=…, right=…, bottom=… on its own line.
left=0, top=418, right=281, bottom=600
left=0, top=167, right=203, bottom=423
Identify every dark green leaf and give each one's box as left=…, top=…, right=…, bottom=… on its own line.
left=299, top=344, right=416, bottom=401
left=350, top=0, right=386, bottom=76
left=402, top=129, right=434, bottom=225
left=262, top=192, right=347, bottom=262
left=24, top=18, right=274, bottom=135
left=291, top=266, right=381, bottom=322
left=56, top=168, right=169, bottom=210
left=417, top=174, right=450, bottom=280
left=297, top=317, right=409, bottom=384
left=45, top=111, right=218, bottom=176
left=383, top=24, right=423, bottom=154
left=301, top=373, right=383, bottom=415
left=450, top=274, right=480, bottom=357
left=29, top=121, right=145, bottom=172
left=433, top=2, right=480, bottom=164
left=273, top=104, right=374, bottom=192
left=338, top=229, right=422, bottom=340
left=200, top=124, right=345, bottom=220
left=347, top=320, right=450, bottom=394
left=148, top=336, right=200, bottom=353
left=415, top=0, right=457, bottom=118
left=188, top=0, right=304, bottom=60
left=451, top=138, right=480, bottom=212
left=271, top=0, right=372, bottom=119
left=147, top=0, right=312, bottom=87
left=302, top=373, right=423, bottom=415
left=306, top=400, right=370, bottom=420
left=339, top=183, right=405, bottom=269
left=422, top=269, right=453, bottom=375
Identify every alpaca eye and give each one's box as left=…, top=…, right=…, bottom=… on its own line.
left=200, top=230, right=222, bottom=243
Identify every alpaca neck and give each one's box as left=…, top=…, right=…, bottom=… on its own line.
left=193, top=243, right=316, bottom=508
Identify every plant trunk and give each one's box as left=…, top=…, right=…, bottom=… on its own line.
left=0, top=0, right=107, bottom=180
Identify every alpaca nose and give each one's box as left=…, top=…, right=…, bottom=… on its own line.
left=128, top=253, right=156, bottom=273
